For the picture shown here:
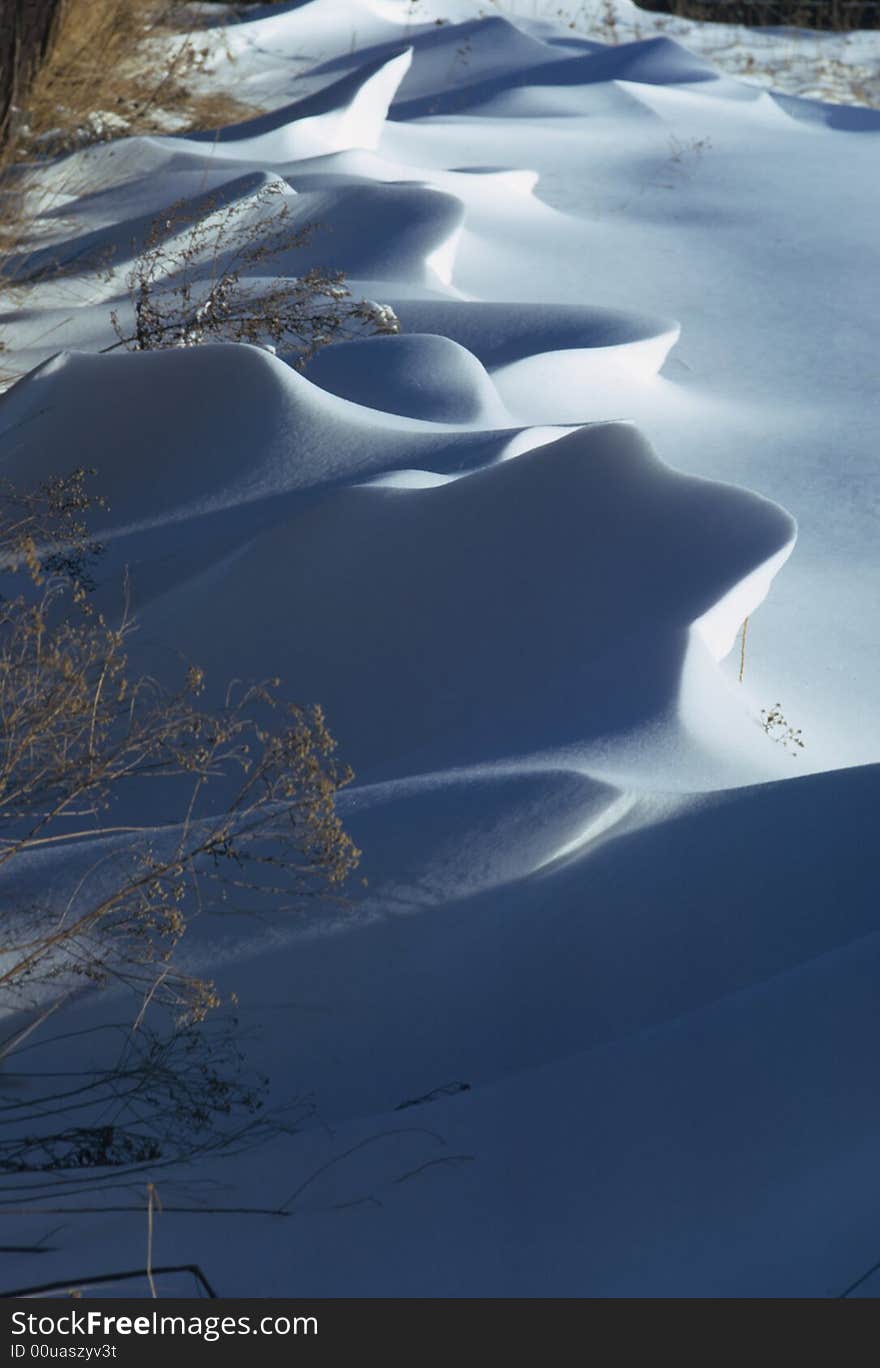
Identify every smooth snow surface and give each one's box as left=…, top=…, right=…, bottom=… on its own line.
left=1, top=0, right=878, bottom=1299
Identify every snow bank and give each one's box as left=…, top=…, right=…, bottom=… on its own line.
left=1, top=0, right=878, bottom=1301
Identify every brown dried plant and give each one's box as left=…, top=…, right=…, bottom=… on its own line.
left=0, top=0, right=260, bottom=385
left=0, top=468, right=359, bottom=1182
left=0, top=470, right=360, bottom=1024
left=108, top=180, right=400, bottom=362
left=760, top=702, right=805, bottom=756
left=4, top=0, right=254, bottom=163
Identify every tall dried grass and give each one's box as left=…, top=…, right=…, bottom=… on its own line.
left=9, top=0, right=254, bottom=159
left=0, top=0, right=260, bottom=383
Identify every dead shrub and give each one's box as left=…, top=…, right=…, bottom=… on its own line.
left=108, top=180, right=400, bottom=362
left=0, top=467, right=358, bottom=1179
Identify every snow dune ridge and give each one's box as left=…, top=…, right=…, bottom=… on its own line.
left=1, top=0, right=878, bottom=1300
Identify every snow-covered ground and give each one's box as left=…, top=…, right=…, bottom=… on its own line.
left=505, top=0, right=880, bottom=106
left=1, top=0, right=879, bottom=1297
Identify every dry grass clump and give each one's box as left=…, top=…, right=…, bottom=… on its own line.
left=0, top=0, right=255, bottom=241
left=8, top=0, right=255, bottom=161
left=0, top=0, right=262, bottom=377
left=760, top=702, right=805, bottom=754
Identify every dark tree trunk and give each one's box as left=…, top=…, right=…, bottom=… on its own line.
left=0, top=0, right=67, bottom=144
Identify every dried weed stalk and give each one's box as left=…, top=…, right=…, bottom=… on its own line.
left=0, top=471, right=360, bottom=1024
left=760, top=702, right=805, bottom=755
left=109, top=181, right=400, bottom=363
left=0, top=469, right=357, bottom=1181
left=0, top=0, right=258, bottom=381
left=0, top=466, right=106, bottom=589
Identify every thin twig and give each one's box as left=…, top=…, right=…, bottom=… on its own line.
left=393, top=1155, right=475, bottom=1185
left=145, top=1182, right=160, bottom=1299
left=839, top=1252, right=880, bottom=1299
left=1, top=1204, right=292, bottom=1216
left=1, top=1264, right=218, bottom=1300
left=278, top=1128, right=446, bottom=1213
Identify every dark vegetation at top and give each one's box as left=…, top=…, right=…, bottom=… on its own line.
left=634, top=0, right=880, bottom=29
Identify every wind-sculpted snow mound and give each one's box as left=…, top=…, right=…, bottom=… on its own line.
left=9, top=170, right=293, bottom=287
left=312, top=16, right=561, bottom=103
left=389, top=34, right=722, bottom=119
left=266, top=182, right=466, bottom=286
left=251, top=763, right=880, bottom=1297
left=15, top=173, right=468, bottom=313
left=192, top=760, right=878, bottom=1132
left=13, top=173, right=465, bottom=295
left=380, top=299, right=680, bottom=417
left=770, top=91, right=880, bottom=132
left=298, top=768, right=629, bottom=927
left=179, top=49, right=414, bottom=160
left=134, top=422, right=795, bottom=780
left=13, top=48, right=417, bottom=232
left=381, top=299, right=678, bottom=367
left=0, top=346, right=555, bottom=530
left=302, top=333, right=511, bottom=423
left=3, top=0, right=879, bottom=1302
